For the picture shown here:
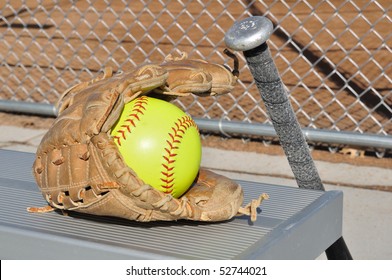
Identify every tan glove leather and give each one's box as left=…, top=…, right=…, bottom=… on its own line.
left=29, top=52, right=268, bottom=222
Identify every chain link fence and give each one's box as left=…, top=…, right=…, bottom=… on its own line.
left=1, top=0, right=391, bottom=150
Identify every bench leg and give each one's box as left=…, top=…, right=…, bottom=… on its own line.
left=326, top=237, right=353, bottom=260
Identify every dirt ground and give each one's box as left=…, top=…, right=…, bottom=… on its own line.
left=1, top=111, right=390, bottom=170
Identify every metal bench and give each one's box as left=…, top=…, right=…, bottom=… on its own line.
left=0, top=149, right=343, bottom=259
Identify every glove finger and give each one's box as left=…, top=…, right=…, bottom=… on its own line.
left=183, top=168, right=244, bottom=221
left=160, top=54, right=238, bottom=97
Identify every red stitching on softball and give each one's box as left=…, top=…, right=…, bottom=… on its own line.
left=113, top=96, right=148, bottom=146
left=160, top=115, right=198, bottom=194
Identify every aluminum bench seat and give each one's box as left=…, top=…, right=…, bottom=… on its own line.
left=0, top=149, right=343, bottom=259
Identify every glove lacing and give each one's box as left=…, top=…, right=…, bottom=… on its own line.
left=132, top=185, right=192, bottom=219
left=237, top=193, right=269, bottom=222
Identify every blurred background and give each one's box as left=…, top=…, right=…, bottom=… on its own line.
left=1, top=0, right=391, bottom=157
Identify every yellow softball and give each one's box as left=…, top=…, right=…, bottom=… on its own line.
left=111, top=96, right=202, bottom=198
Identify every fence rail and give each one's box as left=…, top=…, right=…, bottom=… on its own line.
left=1, top=0, right=391, bottom=151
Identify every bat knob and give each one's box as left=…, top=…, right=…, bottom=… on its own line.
left=224, top=16, right=273, bottom=51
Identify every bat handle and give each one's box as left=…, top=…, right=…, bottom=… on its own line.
left=225, top=16, right=353, bottom=260
left=225, top=16, right=323, bottom=190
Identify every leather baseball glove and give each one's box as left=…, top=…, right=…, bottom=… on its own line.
left=28, top=51, right=268, bottom=222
